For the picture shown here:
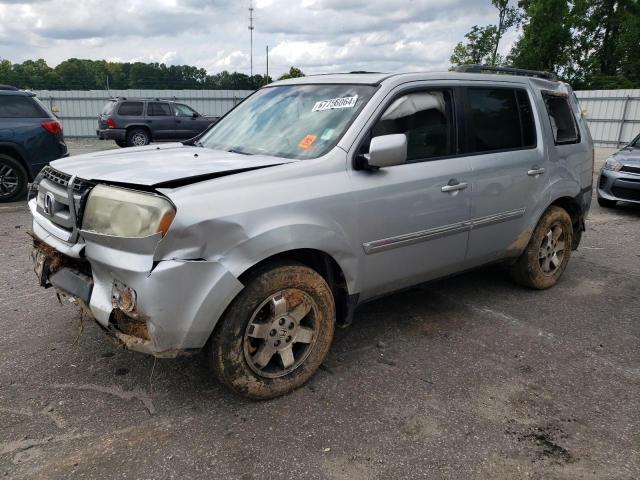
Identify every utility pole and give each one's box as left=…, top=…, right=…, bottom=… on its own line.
left=248, top=0, right=254, bottom=77
left=266, top=45, right=269, bottom=85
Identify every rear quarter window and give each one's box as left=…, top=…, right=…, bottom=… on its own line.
left=117, top=101, right=144, bottom=116
left=543, top=94, right=579, bottom=144
left=0, top=96, right=46, bottom=118
left=101, top=101, right=116, bottom=115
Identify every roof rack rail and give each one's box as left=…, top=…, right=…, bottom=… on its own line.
left=453, top=64, right=558, bottom=82
left=0, top=84, right=19, bottom=91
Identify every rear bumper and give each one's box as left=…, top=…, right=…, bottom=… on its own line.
left=598, top=169, right=640, bottom=204
left=96, top=128, right=126, bottom=141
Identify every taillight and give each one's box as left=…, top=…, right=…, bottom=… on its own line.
left=106, top=117, right=116, bottom=129
left=41, top=121, right=62, bottom=135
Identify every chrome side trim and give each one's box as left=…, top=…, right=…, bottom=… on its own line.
left=362, top=207, right=526, bottom=254
left=363, top=221, right=470, bottom=254
left=470, top=208, right=526, bottom=229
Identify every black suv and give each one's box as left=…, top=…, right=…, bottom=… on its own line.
left=97, top=98, right=219, bottom=147
left=0, top=85, right=67, bottom=202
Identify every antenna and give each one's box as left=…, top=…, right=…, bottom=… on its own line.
left=248, top=0, right=254, bottom=77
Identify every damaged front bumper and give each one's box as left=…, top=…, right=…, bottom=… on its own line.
left=29, top=199, right=244, bottom=357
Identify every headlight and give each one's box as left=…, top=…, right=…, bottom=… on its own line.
left=82, top=185, right=175, bottom=238
left=603, top=157, right=623, bottom=171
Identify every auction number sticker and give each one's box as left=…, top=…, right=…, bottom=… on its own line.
left=312, top=95, right=358, bottom=112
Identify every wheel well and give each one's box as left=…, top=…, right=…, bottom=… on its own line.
left=549, top=196, right=583, bottom=249
left=0, top=145, right=31, bottom=180
left=239, top=249, right=353, bottom=326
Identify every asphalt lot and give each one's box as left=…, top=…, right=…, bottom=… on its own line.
left=1, top=141, right=638, bottom=479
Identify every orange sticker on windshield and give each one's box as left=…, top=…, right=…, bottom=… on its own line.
left=298, top=134, right=317, bottom=150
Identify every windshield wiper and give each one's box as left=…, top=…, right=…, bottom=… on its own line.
left=228, top=148, right=252, bottom=155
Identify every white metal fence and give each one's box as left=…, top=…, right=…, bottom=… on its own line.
left=575, top=89, right=640, bottom=147
left=32, top=88, right=640, bottom=145
left=32, top=89, right=254, bottom=138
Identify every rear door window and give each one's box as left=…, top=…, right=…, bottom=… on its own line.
left=0, top=96, right=45, bottom=118
left=118, top=101, right=143, bottom=116
left=543, top=94, right=579, bottom=144
left=147, top=102, right=172, bottom=116
left=466, top=87, right=536, bottom=153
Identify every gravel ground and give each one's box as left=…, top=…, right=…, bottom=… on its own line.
left=0, top=144, right=638, bottom=479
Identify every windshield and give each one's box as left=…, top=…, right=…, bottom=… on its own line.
left=199, top=84, right=376, bottom=159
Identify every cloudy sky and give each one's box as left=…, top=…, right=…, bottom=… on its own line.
left=0, top=0, right=520, bottom=77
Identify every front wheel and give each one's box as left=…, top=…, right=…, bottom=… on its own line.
left=510, top=206, right=574, bottom=290
left=208, top=262, right=335, bottom=399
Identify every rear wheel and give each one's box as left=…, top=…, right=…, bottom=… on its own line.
left=0, top=154, right=28, bottom=203
left=127, top=128, right=150, bottom=147
left=208, top=262, right=335, bottom=399
left=597, top=195, right=617, bottom=208
left=510, top=206, right=573, bottom=290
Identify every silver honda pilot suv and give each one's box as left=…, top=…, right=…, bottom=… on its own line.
left=29, top=67, right=593, bottom=399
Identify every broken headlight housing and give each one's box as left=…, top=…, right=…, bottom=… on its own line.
left=82, top=185, right=175, bottom=238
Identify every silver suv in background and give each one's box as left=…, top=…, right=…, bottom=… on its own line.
left=29, top=66, right=593, bottom=399
left=97, top=97, right=219, bottom=147
left=597, top=132, right=640, bottom=207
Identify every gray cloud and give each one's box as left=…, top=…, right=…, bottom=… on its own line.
left=0, top=0, right=516, bottom=77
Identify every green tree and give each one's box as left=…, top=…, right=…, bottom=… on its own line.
left=508, top=0, right=575, bottom=75
left=450, top=25, right=499, bottom=65
left=450, top=0, right=519, bottom=66
left=278, top=67, right=305, bottom=80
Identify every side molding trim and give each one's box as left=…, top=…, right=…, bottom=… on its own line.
left=362, top=208, right=526, bottom=255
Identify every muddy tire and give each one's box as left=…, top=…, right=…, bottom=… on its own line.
left=208, top=262, right=335, bottom=399
left=510, top=206, right=573, bottom=290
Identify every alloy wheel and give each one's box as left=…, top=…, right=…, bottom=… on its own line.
left=243, top=289, right=318, bottom=378
left=0, top=164, right=19, bottom=198
left=131, top=133, right=147, bottom=146
left=538, top=224, right=566, bottom=274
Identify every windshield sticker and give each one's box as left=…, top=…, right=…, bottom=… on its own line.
left=312, top=95, right=358, bottom=112
left=320, top=128, right=334, bottom=141
left=298, top=134, right=317, bottom=150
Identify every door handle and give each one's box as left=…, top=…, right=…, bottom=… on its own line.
left=441, top=181, right=468, bottom=193
left=527, top=167, right=545, bottom=176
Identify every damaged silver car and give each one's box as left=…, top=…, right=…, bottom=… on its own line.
left=29, top=66, right=593, bottom=399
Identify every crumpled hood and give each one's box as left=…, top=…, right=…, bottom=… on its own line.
left=51, top=142, right=296, bottom=186
left=613, top=148, right=640, bottom=166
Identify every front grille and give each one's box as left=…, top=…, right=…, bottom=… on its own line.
left=42, top=167, right=94, bottom=195
left=612, top=186, right=640, bottom=201
left=620, top=165, right=640, bottom=175
left=35, top=167, right=94, bottom=240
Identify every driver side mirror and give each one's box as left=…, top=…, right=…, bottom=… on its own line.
left=367, top=134, right=407, bottom=169
left=192, top=112, right=199, bottom=118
